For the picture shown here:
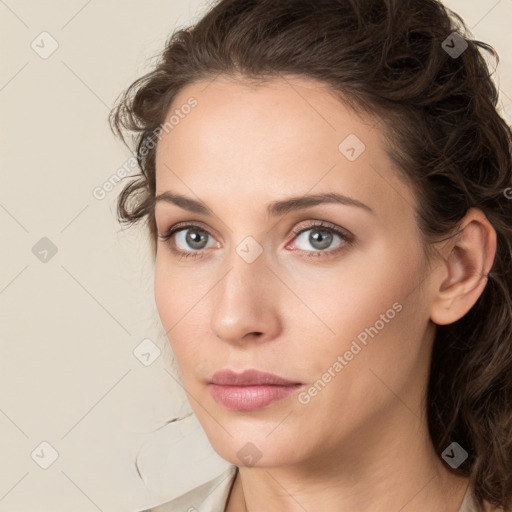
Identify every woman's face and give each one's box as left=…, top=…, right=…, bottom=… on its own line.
left=153, top=75, right=439, bottom=469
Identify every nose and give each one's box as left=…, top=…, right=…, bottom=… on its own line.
left=210, top=246, right=281, bottom=345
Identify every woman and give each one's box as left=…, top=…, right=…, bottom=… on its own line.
left=109, top=0, right=512, bottom=510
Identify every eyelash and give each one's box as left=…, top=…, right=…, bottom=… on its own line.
left=157, top=220, right=354, bottom=261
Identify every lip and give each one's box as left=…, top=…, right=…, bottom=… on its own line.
left=209, top=369, right=301, bottom=386
left=207, top=369, right=303, bottom=411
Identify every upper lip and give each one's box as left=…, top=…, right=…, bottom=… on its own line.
left=208, top=369, right=301, bottom=386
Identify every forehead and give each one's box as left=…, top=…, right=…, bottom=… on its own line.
left=154, top=75, right=415, bottom=219
left=158, top=74, right=376, bottom=161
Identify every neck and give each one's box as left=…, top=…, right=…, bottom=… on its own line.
left=227, top=403, right=470, bottom=512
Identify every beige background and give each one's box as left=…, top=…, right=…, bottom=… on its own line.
left=0, top=1, right=510, bottom=510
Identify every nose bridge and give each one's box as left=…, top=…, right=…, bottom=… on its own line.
left=223, top=233, right=269, bottom=297
left=210, top=237, right=276, bottom=342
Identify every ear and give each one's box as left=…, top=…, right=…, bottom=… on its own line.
left=429, top=208, right=497, bottom=326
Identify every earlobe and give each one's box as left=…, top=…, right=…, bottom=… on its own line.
left=430, top=208, right=497, bottom=326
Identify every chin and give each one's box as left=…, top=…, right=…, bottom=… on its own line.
left=203, top=427, right=305, bottom=469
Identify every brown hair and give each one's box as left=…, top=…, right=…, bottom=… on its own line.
left=109, top=0, right=512, bottom=509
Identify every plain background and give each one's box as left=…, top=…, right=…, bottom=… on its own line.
left=0, top=1, right=510, bottom=510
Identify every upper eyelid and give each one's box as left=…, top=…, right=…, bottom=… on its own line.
left=159, top=221, right=217, bottom=240
left=291, top=220, right=351, bottom=236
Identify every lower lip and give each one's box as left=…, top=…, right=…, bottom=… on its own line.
left=208, top=384, right=302, bottom=411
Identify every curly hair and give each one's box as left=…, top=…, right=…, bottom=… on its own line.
left=108, top=0, right=512, bottom=509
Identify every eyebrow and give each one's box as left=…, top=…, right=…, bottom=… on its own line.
left=154, top=191, right=374, bottom=217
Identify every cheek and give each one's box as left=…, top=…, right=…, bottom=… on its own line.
left=154, top=262, right=192, bottom=357
left=154, top=259, right=215, bottom=375
left=154, top=263, right=175, bottom=328
left=153, top=256, right=201, bottom=324
left=287, top=242, right=426, bottom=367
left=291, top=245, right=410, bottom=321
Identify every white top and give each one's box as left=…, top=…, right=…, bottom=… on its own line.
left=142, top=465, right=482, bottom=512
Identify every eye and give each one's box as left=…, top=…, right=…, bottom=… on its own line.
left=157, top=223, right=218, bottom=260
left=158, top=220, right=354, bottom=260
left=287, top=220, right=353, bottom=258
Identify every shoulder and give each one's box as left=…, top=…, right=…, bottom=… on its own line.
left=460, top=483, right=506, bottom=512
left=141, top=465, right=238, bottom=512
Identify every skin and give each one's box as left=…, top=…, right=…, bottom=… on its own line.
left=153, top=75, right=497, bottom=512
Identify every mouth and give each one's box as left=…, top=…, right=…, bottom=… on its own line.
left=207, top=369, right=303, bottom=411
